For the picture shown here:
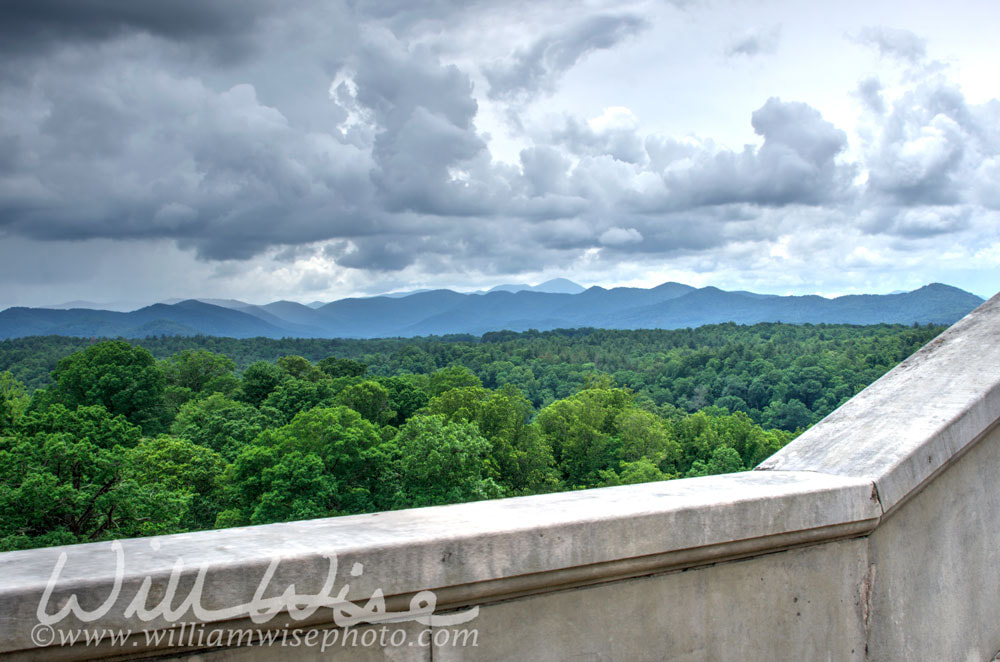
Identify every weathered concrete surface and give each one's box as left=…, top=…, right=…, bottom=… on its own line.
left=0, top=471, right=879, bottom=657
left=158, top=622, right=430, bottom=662
left=865, top=421, right=1000, bottom=661
left=433, top=538, right=869, bottom=662
left=759, top=294, right=1000, bottom=513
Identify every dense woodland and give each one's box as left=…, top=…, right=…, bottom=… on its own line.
left=0, top=323, right=942, bottom=551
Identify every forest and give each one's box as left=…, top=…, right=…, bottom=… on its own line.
left=0, top=322, right=943, bottom=551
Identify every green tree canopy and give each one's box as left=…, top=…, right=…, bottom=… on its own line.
left=224, top=406, right=386, bottom=518
left=220, top=446, right=336, bottom=526
left=318, top=356, right=368, bottom=379
left=385, top=414, right=505, bottom=508
left=127, top=435, right=226, bottom=531
left=161, top=349, right=237, bottom=393
left=238, top=361, right=285, bottom=407
left=262, top=377, right=335, bottom=424
left=428, top=365, right=482, bottom=397
left=171, top=393, right=268, bottom=460
left=535, top=387, right=633, bottom=487
left=276, top=355, right=326, bottom=382
left=0, top=405, right=183, bottom=550
left=47, top=341, right=167, bottom=434
left=377, top=375, right=430, bottom=426
left=0, top=371, right=28, bottom=435
left=336, top=380, right=394, bottom=426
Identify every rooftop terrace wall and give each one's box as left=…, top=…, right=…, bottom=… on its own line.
left=2, top=294, right=999, bottom=661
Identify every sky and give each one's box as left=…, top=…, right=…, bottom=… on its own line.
left=1, top=0, right=998, bottom=308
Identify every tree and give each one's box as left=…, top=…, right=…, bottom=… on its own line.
left=476, top=385, right=557, bottom=493
left=221, top=446, right=336, bottom=526
left=48, top=341, right=167, bottom=434
left=535, top=387, right=632, bottom=487
left=262, top=377, right=334, bottom=424
left=0, top=405, right=184, bottom=550
left=385, top=415, right=505, bottom=508
left=127, top=436, right=226, bottom=531
left=273, top=406, right=383, bottom=492
left=336, top=380, right=394, bottom=426
left=707, top=445, right=745, bottom=474
left=599, top=458, right=671, bottom=487
left=171, top=393, right=268, bottom=460
left=425, top=386, right=490, bottom=423
left=276, top=355, right=326, bottom=382
left=0, top=371, right=28, bottom=435
left=615, top=407, right=682, bottom=474
left=377, top=375, right=430, bottom=426
left=318, top=357, right=368, bottom=379
left=250, top=452, right=336, bottom=524
left=713, top=395, right=749, bottom=415
left=162, top=349, right=237, bottom=393
left=389, top=345, right=435, bottom=374
left=426, top=384, right=557, bottom=493
left=428, top=365, right=482, bottom=397
left=223, top=406, right=386, bottom=518
left=762, top=398, right=813, bottom=431
left=238, top=361, right=285, bottom=407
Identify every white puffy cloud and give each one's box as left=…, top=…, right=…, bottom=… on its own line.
left=856, top=26, right=927, bottom=64
left=599, top=227, right=643, bottom=246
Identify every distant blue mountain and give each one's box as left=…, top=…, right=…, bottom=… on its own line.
left=0, top=300, right=285, bottom=339
left=487, top=278, right=586, bottom=295
left=0, top=283, right=985, bottom=340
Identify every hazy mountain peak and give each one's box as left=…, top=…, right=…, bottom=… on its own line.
left=43, top=300, right=147, bottom=312
left=653, top=281, right=695, bottom=290
left=487, top=279, right=584, bottom=294
left=534, top=278, right=585, bottom=294
left=377, top=288, right=437, bottom=298
left=487, top=283, right=532, bottom=293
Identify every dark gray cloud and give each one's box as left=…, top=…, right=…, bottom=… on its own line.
left=859, top=205, right=971, bottom=238
left=331, top=236, right=418, bottom=271
left=346, top=0, right=522, bottom=31
left=0, top=56, right=377, bottom=260
left=345, top=31, right=501, bottom=217
left=0, top=0, right=278, bottom=63
left=484, top=14, right=649, bottom=101
left=0, top=1, right=842, bottom=276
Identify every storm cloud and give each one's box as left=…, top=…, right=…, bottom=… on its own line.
left=0, top=0, right=998, bottom=307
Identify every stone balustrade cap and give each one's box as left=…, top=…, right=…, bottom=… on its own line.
left=759, top=293, right=1000, bottom=513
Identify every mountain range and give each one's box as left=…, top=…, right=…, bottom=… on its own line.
left=0, top=282, right=985, bottom=340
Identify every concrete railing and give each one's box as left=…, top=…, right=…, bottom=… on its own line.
left=2, top=294, right=1000, bottom=661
